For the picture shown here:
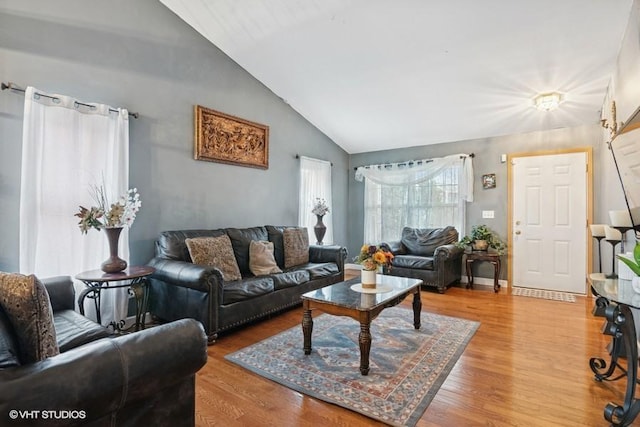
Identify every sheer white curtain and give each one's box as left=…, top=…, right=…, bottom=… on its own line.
left=298, top=156, right=333, bottom=244
left=355, top=154, right=473, bottom=243
left=20, top=86, right=130, bottom=326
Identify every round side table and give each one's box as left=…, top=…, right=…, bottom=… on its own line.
left=76, top=265, right=155, bottom=332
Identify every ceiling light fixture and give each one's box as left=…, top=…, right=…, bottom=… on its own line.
left=534, top=92, right=563, bottom=111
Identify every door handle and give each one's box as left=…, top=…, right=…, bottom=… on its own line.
left=515, top=231, right=521, bottom=235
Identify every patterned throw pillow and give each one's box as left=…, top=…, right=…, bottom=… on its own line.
left=185, top=235, right=242, bottom=281
left=283, top=228, right=309, bottom=268
left=0, top=272, right=59, bottom=363
left=249, top=240, right=282, bottom=276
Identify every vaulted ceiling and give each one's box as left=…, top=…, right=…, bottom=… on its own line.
left=160, top=0, right=633, bottom=153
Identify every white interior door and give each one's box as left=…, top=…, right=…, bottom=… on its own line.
left=512, top=152, right=587, bottom=294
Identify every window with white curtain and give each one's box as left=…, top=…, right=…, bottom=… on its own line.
left=298, top=156, right=333, bottom=244
left=19, top=86, right=130, bottom=326
left=356, top=154, right=473, bottom=244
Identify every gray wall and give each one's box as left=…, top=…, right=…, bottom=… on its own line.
left=0, top=0, right=631, bottom=283
left=348, top=124, right=606, bottom=279
left=0, top=0, right=349, bottom=271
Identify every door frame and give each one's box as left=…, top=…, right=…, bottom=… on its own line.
left=507, top=147, right=593, bottom=291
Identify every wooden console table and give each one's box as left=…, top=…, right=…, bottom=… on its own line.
left=589, top=273, right=640, bottom=426
left=465, top=251, right=501, bottom=292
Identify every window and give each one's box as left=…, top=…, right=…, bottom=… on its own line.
left=357, top=154, right=473, bottom=244
left=298, top=156, right=333, bottom=244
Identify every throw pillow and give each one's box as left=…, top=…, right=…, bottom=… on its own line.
left=0, top=272, right=59, bottom=363
left=185, top=235, right=242, bottom=281
left=283, top=228, right=309, bottom=268
left=249, top=240, right=282, bottom=276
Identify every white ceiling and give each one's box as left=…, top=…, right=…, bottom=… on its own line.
left=160, top=0, right=634, bottom=154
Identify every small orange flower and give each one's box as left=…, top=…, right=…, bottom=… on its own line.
left=373, top=251, right=387, bottom=264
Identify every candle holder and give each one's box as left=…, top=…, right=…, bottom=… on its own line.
left=591, top=235, right=605, bottom=273
left=590, top=224, right=607, bottom=274
left=605, top=238, right=621, bottom=279
left=611, top=225, right=632, bottom=254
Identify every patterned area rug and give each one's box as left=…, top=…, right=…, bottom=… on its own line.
left=511, top=287, right=577, bottom=302
left=225, top=307, right=479, bottom=426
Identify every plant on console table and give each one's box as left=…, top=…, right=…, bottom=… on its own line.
left=354, top=244, right=394, bottom=288
left=75, top=184, right=141, bottom=274
left=456, top=224, right=507, bottom=255
left=618, top=243, right=640, bottom=292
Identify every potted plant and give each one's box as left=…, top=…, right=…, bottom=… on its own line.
left=618, top=243, right=640, bottom=292
left=456, top=224, right=507, bottom=255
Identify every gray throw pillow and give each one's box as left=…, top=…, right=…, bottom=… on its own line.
left=0, top=272, right=59, bottom=363
left=283, top=228, right=309, bottom=268
left=185, top=235, right=242, bottom=281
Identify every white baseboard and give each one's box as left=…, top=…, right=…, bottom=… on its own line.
left=460, top=276, right=509, bottom=288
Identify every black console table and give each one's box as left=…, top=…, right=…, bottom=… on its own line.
left=589, top=273, right=640, bottom=426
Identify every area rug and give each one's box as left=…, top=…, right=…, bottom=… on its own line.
left=511, top=287, right=576, bottom=302
left=225, top=307, right=479, bottom=426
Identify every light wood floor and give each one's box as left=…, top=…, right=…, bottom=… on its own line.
left=195, top=275, right=629, bottom=426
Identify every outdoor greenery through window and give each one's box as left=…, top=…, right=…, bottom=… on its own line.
left=356, top=155, right=473, bottom=244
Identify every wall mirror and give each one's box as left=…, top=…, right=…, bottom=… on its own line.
left=609, top=105, right=640, bottom=238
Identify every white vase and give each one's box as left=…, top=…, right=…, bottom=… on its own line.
left=361, top=269, right=377, bottom=288
left=633, top=276, right=640, bottom=294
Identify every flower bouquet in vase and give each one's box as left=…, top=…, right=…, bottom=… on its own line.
left=354, top=244, right=394, bottom=288
left=311, top=198, right=330, bottom=244
left=75, top=183, right=141, bottom=273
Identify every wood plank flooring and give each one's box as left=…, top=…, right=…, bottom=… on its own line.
left=195, top=277, right=628, bottom=426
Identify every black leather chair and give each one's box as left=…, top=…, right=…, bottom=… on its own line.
left=0, top=275, right=208, bottom=426
left=381, top=226, right=463, bottom=293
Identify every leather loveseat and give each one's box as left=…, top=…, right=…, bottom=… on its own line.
left=147, top=226, right=348, bottom=344
left=381, top=226, right=463, bottom=293
left=0, top=275, right=208, bottom=426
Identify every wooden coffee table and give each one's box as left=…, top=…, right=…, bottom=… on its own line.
left=301, top=274, right=423, bottom=375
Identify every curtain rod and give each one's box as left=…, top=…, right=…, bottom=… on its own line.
left=1, top=82, right=139, bottom=119
left=352, top=153, right=474, bottom=171
left=295, top=154, right=333, bottom=167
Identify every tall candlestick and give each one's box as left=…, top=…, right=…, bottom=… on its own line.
left=590, top=224, right=607, bottom=273
left=590, top=224, right=606, bottom=237
left=605, top=226, right=622, bottom=240
left=609, top=210, right=633, bottom=227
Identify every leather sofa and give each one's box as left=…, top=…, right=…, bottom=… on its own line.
left=381, top=226, right=463, bottom=293
left=0, top=276, right=208, bottom=426
left=147, top=226, right=348, bottom=344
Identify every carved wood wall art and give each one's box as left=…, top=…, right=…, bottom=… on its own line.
left=194, top=105, right=269, bottom=169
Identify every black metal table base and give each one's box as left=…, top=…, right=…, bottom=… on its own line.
left=78, top=276, right=149, bottom=333
left=590, top=304, right=640, bottom=426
